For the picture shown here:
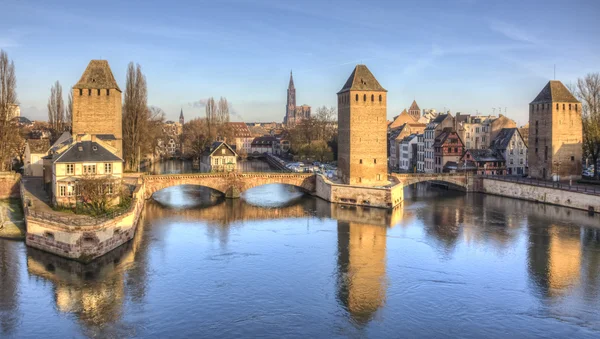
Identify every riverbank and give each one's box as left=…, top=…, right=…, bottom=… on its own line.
left=0, top=199, right=25, bottom=240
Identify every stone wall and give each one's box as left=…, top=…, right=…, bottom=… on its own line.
left=315, top=175, right=401, bottom=209
left=480, top=178, right=600, bottom=213
left=23, top=181, right=146, bottom=262
left=0, top=172, right=20, bottom=199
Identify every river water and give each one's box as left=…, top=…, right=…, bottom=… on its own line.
left=1, top=160, right=600, bottom=338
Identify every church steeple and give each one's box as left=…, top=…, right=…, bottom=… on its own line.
left=288, top=70, right=295, bottom=89
left=179, top=108, right=184, bottom=125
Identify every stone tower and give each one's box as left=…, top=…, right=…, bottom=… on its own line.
left=528, top=80, right=582, bottom=180
left=284, top=71, right=296, bottom=125
left=179, top=108, right=185, bottom=125
left=72, top=60, right=122, bottom=157
left=337, top=65, right=388, bottom=185
left=408, top=100, right=420, bottom=120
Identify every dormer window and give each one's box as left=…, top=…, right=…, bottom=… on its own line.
left=92, top=145, right=98, bottom=151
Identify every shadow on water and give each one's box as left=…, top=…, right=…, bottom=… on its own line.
left=2, top=182, right=600, bottom=337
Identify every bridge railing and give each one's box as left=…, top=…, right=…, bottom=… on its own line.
left=479, top=175, right=600, bottom=195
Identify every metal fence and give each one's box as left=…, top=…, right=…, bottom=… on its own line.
left=479, top=175, right=600, bottom=195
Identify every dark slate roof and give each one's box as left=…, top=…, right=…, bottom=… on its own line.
left=455, top=113, right=470, bottom=123
left=490, top=128, right=518, bottom=150
left=251, top=136, right=278, bottom=146
left=96, top=134, right=117, bottom=141
left=530, top=80, right=579, bottom=104
left=409, top=100, right=420, bottom=112
left=465, top=149, right=504, bottom=162
left=73, top=60, right=121, bottom=91
left=432, top=113, right=449, bottom=124
left=16, top=116, right=32, bottom=125
left=27, top=139, right=50, bottom=153
left=338, top=65, right=387, bottom=93
left=205, top=141, right=238, bottom=157
left=55, top=141, right=122, bottom=163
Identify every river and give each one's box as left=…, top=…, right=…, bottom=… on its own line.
left=1, top=160, right=600, bottom=338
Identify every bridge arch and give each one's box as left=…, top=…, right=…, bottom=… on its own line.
left=392, top=173, right=469, bottom=189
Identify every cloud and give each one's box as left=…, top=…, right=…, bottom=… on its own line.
left=488, top=19, right=539, bottom=45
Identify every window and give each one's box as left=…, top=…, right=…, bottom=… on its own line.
left=67, top=183, right=74, bottom=196
left=66, top=163, right=74, bottom=174
left=556, top=103, right=559, bottom=110
left=222, top=148, right=226, bottom=155
left=563, top=104, right=565, bottom=110
left=359, top=159, right=363, bottom=164
left=83, top=164, right=96, bottom=174
left=544, top=146, right=548, bottom=160
left=371, top=94, right=374, bottom=102
left=107, top=183, right=113, bottom=195
left=363, top=94, right=366, bottom=101
left=88, top=89, right=91, bottom=96
left=520, top=159, right=523, bottom=165
left=510, top=159, right=514, bottom=165
left=569, top=104, right=571, bottom=110
left=379, top=95, right=382, bottom=102
left=79, top=89, right=83, bottom=96
left=107, top=89, right=110, bottom=95
left=214, top=158, right=219, bottom=165
left=104, top=163, right=112, bottom=174
left=59, top=185, right=66, bottom=196
left=535, top=148, right=538, bottom=154
left=374, top=158, right=376, bottom=164
left=355, top=94, right=358, bottom=102
left=571, top=156, right=575, bottom=162
left=97, top=89, right=101, bottom=96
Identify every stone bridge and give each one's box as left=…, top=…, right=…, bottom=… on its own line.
left=142, top=172, right=316, bottom=199
left=392, top=173, right=469, bottom=189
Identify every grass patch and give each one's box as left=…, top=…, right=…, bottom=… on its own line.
left=0, top=198, right=25, bottom=240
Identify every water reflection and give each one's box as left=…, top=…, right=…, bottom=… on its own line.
left=142, top=158, right=275, bottom=175
left=1, top=183, right=600, bottom=337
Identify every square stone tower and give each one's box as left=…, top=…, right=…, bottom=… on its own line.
left=72, top=60, right=123, bottom=157
left=337, top=65, right=388, bottom=185
left=528, top=80, right=582, bottom=180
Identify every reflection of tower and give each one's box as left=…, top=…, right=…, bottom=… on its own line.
left=0, top=241, right=20, bottom=335
left=527, top=224, right=581, bottom=298
left=336, top=221, right=387, bottom=325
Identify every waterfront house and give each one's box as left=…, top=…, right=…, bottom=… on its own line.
left=490, top=128, right=528, bottom=175
left=433, top=128, right=464, bottom=173
left=24, top=139, right=50, bottom=177
left=201, top=142, right=238, bottom=172
left=250, top=136, right=278, bottom=156
left=461, top=148, right=506, bottom=175
left=228, top=122, right=253, bottom=157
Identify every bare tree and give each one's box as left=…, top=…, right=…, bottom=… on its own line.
left=47, top=80, right=65, bottom=136
left=182, top=118, right=210, bottom=160
left=65, top=90, right=73, bottom=131
left=122, top=62, right=148, bottom=171
left=205, top=97, right=217, bottom=141
left=77, top=174, right=121, bottom=215
left=0, top=50, right=18, bottom=171
left=572, top=73, right=600, bottom=179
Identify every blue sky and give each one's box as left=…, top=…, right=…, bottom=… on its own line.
left=1, top=0, right=599, bottom=125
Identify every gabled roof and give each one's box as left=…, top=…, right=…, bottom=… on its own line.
left=27, top=139, right=50, bottom=154
left=409, top=100, right=420, bottom=112
left=463, top=149, right=504, bottom=162
left=338, top=65, right=387, bottom=93
left=73, top=60, right=121, bottom=91
left=54, top=141, right=122, bottom=163
left=432, top=113, right=450, bottom=124
left=388, top=109, right=417, bottom=129
left=228, top=122, right=252, bottom=138
left=433, top=130, right=463, bottom=147
left=205, top=141, right=238, bottom=157
left=50, top=131, right=72, bottom=152
left=490, top=128, right=522, bottom=150
left=530, top=80, right=579, bottom=104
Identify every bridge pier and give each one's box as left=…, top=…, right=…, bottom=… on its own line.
left=225, top=186, right=241, bottom=199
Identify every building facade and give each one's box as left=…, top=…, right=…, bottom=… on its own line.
left=201, top=142, right=237, bottom=172
left=229, top=122, right=253, bottom=156
left=416, top=134, right=425, bottom=172
left=250, top=136, right=278, bottom=155
left=424, top=114, right=454, bottom=173
left=490, top=128, right=528, bottom=175
left=72, top=60, right=123, bottom=157
left=433, top=129, right=464, bottom=173
left=283, top=71, right=311, bottom=126
left=461, top=149, right=505, bottom=175
left=528, top=81, right=582, bottom=180
left=24, top=139, right=50, bottom=177
left=399, top=134, right=418, bottom=172
left=337, top=65, right=388, bottom=185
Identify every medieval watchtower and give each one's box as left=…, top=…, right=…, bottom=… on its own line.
left=337, top=65, right=388, bottom=185
left=72, top=60, right=123, bottom=157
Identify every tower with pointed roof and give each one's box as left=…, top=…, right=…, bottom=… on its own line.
left=337, top=65, right=388, bottom=185
left=72, top=60, right=123, bottom=157
left=408, top=100, right=421, bottom=120
left=179, top=108, right=185, bottom=125
left=528, top=80, right=582, bottom=179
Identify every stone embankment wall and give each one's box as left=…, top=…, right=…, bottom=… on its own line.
left=22, top=180, right=147, bottom=262
left=480, top=178, right=600, bottom=213
left=0, top=172, right=20, bottom=199
left=315, top=175, right=403, bottom=209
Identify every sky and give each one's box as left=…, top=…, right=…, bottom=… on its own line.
left=1, top=0, right=599, bottom=126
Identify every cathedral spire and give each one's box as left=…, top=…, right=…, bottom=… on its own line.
left=288, top=70, right=295, bottom=89
left=179, top=108, right=184, bottom=125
